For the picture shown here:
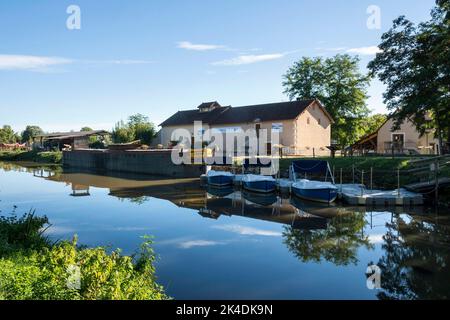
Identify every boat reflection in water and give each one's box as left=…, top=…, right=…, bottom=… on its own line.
left=204, top=188, right=329, bottom=231
left=41, top=167, right=334, bottom=231
left=38, top=167, right=425, bottom=232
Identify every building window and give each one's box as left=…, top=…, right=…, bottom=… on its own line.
left=307, top=118, right=310, bottom=125
left=318, top=118, right=321, bottom=125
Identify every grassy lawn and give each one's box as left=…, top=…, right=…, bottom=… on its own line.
left=280, top=156, right=412, bottom=173
left=0, top=150, right=62, bottom=164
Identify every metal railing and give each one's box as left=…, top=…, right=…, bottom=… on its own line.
left=332, top=156, right=449, bottom=201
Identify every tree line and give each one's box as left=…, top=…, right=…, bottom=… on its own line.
left=0, top=114, right=157, bottom=147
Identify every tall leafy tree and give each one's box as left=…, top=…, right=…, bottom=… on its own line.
left=21, top=126, right=44, bottom=143
left=283, top=54, right=371, bottom=148
left=0, top=125, right=20, bottom=144
left=368, top=0, right=450, bottom=154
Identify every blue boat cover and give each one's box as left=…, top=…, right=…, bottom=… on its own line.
left=291, top=160, right=329, bottom=174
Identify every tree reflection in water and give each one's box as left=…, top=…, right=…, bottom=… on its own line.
left=283, top=212, right=373, bottom=266
left=374, top=214, right=450, bottom=300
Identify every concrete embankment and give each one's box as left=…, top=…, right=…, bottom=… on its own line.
left=63, top=149, right=204, bottom=178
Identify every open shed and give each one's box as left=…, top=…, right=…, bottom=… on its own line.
left=33, top=130, right=110, bottom=151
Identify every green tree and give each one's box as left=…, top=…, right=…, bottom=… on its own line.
left=112, top=114, right=156, bottom=145
left=368, top=1, right=450, bottom=154
left=283, top=212, right=373, bottom=266
left=373, top=214, right=450, bottom=300
left=360, top=114, right=388, bottom=136
left=21, top=125, right=44, bottom=143
left=80, top=127, right=101, bottom=146
left=0, top=125, right=20, bottom=144
left=283, top=54, right=371, bottom=148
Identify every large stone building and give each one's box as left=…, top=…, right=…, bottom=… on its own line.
left=158, top=99, right=334, bottom=157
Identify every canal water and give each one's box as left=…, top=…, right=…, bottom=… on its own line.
left=0, top=162, right=449, bottom=300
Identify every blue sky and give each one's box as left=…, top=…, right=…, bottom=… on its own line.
left=0, top=0, right=436, bottom=132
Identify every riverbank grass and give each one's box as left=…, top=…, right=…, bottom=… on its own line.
left=0, top=150, right=62, bottom=164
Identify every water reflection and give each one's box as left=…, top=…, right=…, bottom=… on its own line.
left=283, top=213, right=373, bottom=266
left=375, top=214, right=450, bottom=300
left=1, top=162, right=449, bottom=300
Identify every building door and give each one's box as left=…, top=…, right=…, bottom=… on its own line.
left=392, top=133, right=405, bottom=150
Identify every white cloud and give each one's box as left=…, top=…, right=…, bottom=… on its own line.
left=211, top=53, right=285, bottom=66
left=0, top=55, right=155, bottom=72
left=213, top=224, right=281, bottom=237
left=315, top=47, right=348, bottom=52
left=0, top=54, right=72, bottom=71
left=368, top=234, right=385, bottom=244
left=45, top=225, right=76, bottom=235
left=177, top=41, right=226, bottom=51
left=178, top=240, right=224, bottom=249
left=346, top=46, right=382, bottom=55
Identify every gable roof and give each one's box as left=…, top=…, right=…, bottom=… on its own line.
left=160, top=99, right=334, bottom=127
left=36, top=130, right=110, bottom=139
left=211, top=100, right=316, bottom=125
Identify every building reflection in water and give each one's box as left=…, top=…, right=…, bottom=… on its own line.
left=70, top=184, right=90, bottom=197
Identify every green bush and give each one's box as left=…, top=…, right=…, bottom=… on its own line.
left=88, top=140, right=106, bottom=149
left=0, top=211, right=51, bottom=255
left=0, top=237, right=167, bottom=300
left=0, top=212, right=167, bottom=300
left=0, top=151, right=62, bottom=164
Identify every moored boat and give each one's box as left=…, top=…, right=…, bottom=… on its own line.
left=108, top=140, right=142, bottom=151
left=242, top=174, right=277, bottom=193
left=289, top=160, right=337, bottom=204
left=291, top=179, right=338, bottom=204
left=206, top=170, right=234, bottom=187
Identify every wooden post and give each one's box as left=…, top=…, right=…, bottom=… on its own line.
left=352, top=165, right=355, bottom=184
left=370, top=167, right=373, bottom=191
left=361, top=170, right=365, bottom=196
left=313, top=148, right=315, bottom=158
left=435, top=158, right=439, bottom=204
left=340, top=168, right=343, bottom=192
left=332, top=166, right=335, bottom=184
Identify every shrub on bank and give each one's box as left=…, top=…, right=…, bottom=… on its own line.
left=0, top=151, right=62, bottom=164
left=0, top=212, right=167, bottom=300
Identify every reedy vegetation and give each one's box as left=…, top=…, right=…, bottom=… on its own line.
left=0, top=211, right=167, bottom=300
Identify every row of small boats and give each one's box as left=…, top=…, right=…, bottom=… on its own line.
left=206, top=160, right=338, bottom=204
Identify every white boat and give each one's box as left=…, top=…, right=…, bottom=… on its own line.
left=242, top=174, right=277, bottom=193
